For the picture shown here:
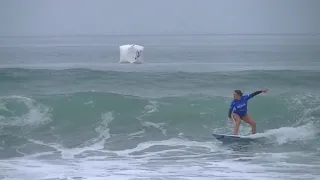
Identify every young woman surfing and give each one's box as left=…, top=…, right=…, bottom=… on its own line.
left=228, top=88, right=269, bottom=135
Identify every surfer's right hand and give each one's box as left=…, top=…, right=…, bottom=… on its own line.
left=262, top=88, right=269, bottom=93
left=228, top=118, right=233, bottom=124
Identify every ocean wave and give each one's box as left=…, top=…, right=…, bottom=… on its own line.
left=0, top=91, right=319, bottom=158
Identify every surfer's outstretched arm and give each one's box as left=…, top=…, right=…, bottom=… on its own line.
left=248, top=90, right=262, bottom=99
left=247, top=88, right=269, bottom=100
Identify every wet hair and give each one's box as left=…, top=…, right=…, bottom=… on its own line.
left=234, top=89, right=243, bottom=96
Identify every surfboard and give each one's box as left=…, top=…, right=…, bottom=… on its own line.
left=212, top=133, right=257, bottom=143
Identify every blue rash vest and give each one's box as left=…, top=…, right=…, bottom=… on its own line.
left=228, top=90, right=262, bottom=118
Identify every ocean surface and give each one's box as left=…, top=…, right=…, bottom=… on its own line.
left=0, top=34, right=320, bottom=180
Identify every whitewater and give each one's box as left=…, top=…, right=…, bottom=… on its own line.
left=0, top=34, right=320, bottom=180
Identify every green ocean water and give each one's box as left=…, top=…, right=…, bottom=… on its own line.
left=0, top=34, right=320, bottom=180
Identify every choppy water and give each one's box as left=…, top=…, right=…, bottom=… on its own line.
left=0, top=34, right=320, bottom=180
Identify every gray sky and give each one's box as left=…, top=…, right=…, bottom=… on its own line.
left=0, top=0, right=319, bottom=36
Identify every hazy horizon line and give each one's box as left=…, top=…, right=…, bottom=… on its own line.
left=1, top=32, right=320, bottom=38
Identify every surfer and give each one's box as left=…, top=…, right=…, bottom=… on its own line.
left=228, top=88, right=269, bottom=135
